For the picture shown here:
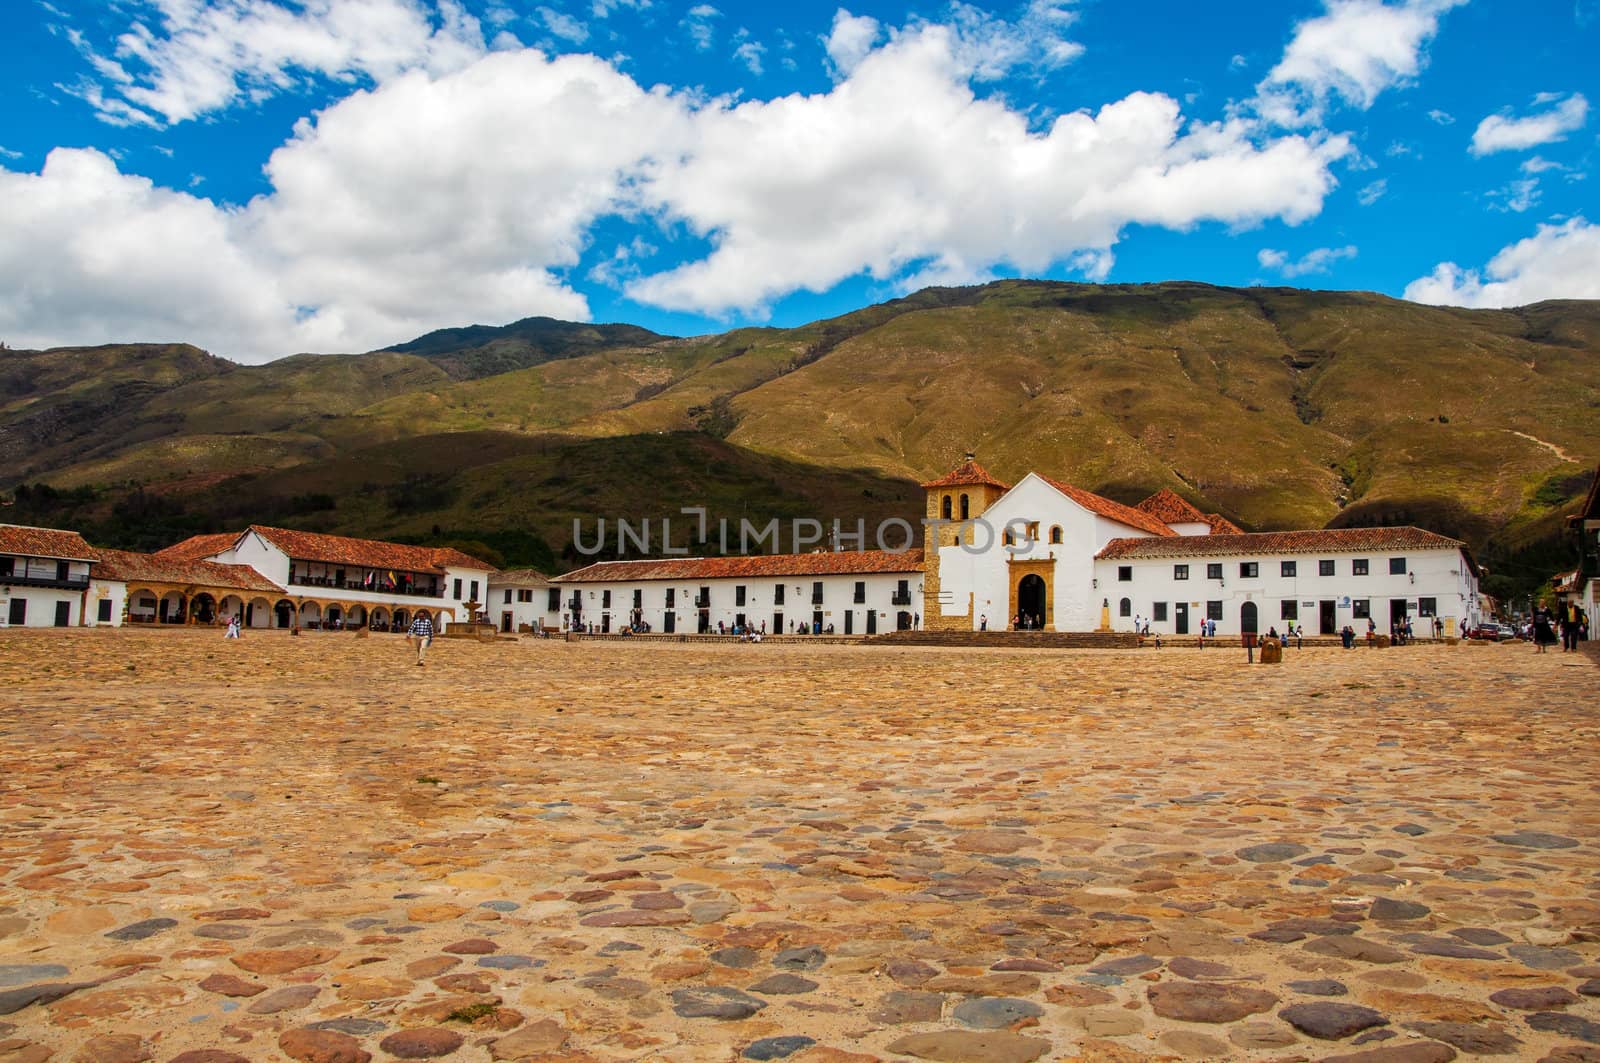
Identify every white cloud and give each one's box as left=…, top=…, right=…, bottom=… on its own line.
left=1520, top=155, right=1565, bottom=174
left=1257, top=244, right=1357, bottom=277
left=1357, top=177, right=1387, bottom=204
left=824, top=10, right=881, bottom=79
left=732, top=30, right=765, bottom=75
left=630, top=25, right=1347, bottom=314
left=1426, top=107, right=1453, bottom=124
left=1254, top=0, right=1464, bottom=126
left=1406, top=218, right=1600, bottom=307
left=537, top=7, right=588, bottom=44
left=1470, top=93, right=1589, bottom=156
left=684, top=4, right=720, bottom=51
left=3, top=19, right=1353, bottom=360
left=1487, top=177, right=1540, bottom=212
left=591, top=0, right=647, bottom=15
left=79, top=0, right=487, bottom=126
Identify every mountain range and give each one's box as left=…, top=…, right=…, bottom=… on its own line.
left=2, top=280, right=1595, bottom=599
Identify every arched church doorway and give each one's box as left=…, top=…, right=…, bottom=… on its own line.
left=1018, top=574, right=1047, bottom=629
left=1241, top=600, right=1259, bottom=635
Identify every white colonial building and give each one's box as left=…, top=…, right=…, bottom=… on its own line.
left=488, top=568, right=562, bottom=634
left=0, top=524, right=99, bottom=628
left=552, top=552, right=923, bottom=635
left=158, top=526, right=494, bottom=632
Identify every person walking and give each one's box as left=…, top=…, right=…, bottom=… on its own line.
left=225, top=614, right=241, bottom=639
left=1531, top=601, right=1557, bottom=654
left=408, top=613, right=434, bottom=666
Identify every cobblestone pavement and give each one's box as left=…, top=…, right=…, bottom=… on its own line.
left=1, top=629, right=1597, bottom=1063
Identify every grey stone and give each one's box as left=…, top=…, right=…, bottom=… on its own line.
left=0, top=981, right=93, bottom=1015
left=743, top=1036, right=816, bottom=1060
left=477, top=955, right=538, bottom=970
left=1507, top=945, right=1583, bottom=970
left=670, top=986, right=768, bottom=1020
left=1451, top=928, right=1512, bottom=946
left=194, top=924, right=253, bottom=940
left=710, top=947, right=760, bottom=969
left=1280, top=1002, right=1390, bottom=1039
left=1491, top=831, right=1579, bottom=850
left=1237, top=843, right=1310, bottom=863
left=1403, top=1021, right=1522, bottom=1055
left=1089, top=953, right=1161, bottom=976
left=478, top=900, right=520, bottom=912
left=1319, top=1045, right=1458, bottom=1063
left=1305, top=936, right=1409, bottom=964
left=748, top=973, right=817, bottom=995
left=1287, top=979, right=1348, bottom=996
left=772, top=946, right=825, bottom=970
left=0, top=966, right=69, bottom=989
left=1370, top=898, right=1431, bottom=921
left=105, top=918, right=178, bottom=941
left=1407, top=940, right=1501, bottom=960
left=1393, top=824, right=1429, bottom=836
left=1488, top=986, right=1579, bottom=1010
left=952, top=997, right=1044, bottom=1029
left=1527, top=1013, right=1600, bottom=1044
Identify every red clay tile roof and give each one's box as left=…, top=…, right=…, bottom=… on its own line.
left=248, top=526, right=493, bottom=574
left=1205, top=513, right=1245, bottom=535
left=492, top=568, right=553, bottom=585
left=0, top=523, right=99, bottom=562
left=1135, top=488, right=1211, bottom=525
left=154, top=532, right=242, bottom=562
left=1035, top=477, right=1176, bottom=537
left=1096, top=526, right=1466, bottom=560
left=93, top=549, right=285, bottom=593
left=555, top=549, right=925, bottom=583
left=921, top=459, right=1011, bottom=491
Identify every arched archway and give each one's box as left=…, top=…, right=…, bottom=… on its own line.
left=191, top=593, right=217, bottom=624
left=941, top=494, right=952, bottom=520
left=159, top=591, right=187, bottom=624
left=347, top=603, right=367, bottom=629
left=127, top=588, right=159, bottom=623
left=1119, top=597, right=1131, bottom=618
left=1018, top=574, right=1047, bottom=629
left=959, top=493, right=970, bottom=520
left=326, top=603, right=343, bottom=629
left=219, top=595, right=245, bottom=625
left=1241, top=601, right=1258, bottom=635
left=298, top=601, right=323, bottom=628
left=274, top=599, right=295, bottom=628
left=393, top=608, right=410, bottom=632
left=371, top=606, right=391, bottom=632
left=1049, top=525, right=1063, bottom=544
left=246, top=597, right=271, bottom=628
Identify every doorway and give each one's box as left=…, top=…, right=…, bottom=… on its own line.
left=1017, top=573, right=1047, bottom=628
left=1390, top=598, right=1409, bottom=632
left=1174, top=601, right=1189, bottom=635
left=500, top=612, right=512, bottom=633
left=54, top=601, right=71, bottom=627
left=866, top=610, right=877, bottom=635
left=1240, top=600, right=1259, bottom=635
left=1320, top=600, right=1337, bottom=634
left=8, top=598, right=25, bottom=625
left=844, top=611, right=854, bottom=635
left=663, top=610, right=676, bottom=633
left=896, top=611, right=912, bottom=631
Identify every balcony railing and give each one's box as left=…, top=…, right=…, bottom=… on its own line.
left=811, top=594, right=824, bottom=605
left=891, top=592, right=912, bottom=605
left=287, top=575, right=443, bottom=597
left=1, top=574, right=90, bottom=591
left=694, top=596, right=710, bottom=608
left=566, top=598, right=583, bottom=611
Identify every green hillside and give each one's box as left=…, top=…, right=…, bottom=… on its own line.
left=2, top=281, right=1596, bottom=600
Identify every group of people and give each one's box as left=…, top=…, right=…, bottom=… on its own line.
left=1531, top=600, right=1589, bottom=653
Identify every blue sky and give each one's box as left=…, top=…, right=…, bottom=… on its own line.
left=1, top=0, right=1596, bottom=361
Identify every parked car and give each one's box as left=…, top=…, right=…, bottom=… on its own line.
left=1467, top=622, right=1515, bottom=641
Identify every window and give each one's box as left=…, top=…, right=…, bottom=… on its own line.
left=941, top=494, right=952, bottom=520
left=1281, top=561, right=1296, bottom=577
left=1119, top=597, right=1131, bottom=617
left=736, top=585, right=747, bottom=606
left=1352, top=559, right=1369, bottom=576
left=1049, top=526, right=1062, bottom=544
left=602, top=590, right=611, bottom=609
left=666, top=588, right=676, bottom=607
left=1118, top=566, right=1133, bottom=582
left=547, top=588, right=560, bottom=611
left=1239, top=562, right=1259, bottom=578
left=1418, top=597, right=1437, bottom=617
left=519, top=589, right=533, bottom=603
left=1389, top=557, right=1407, bottom=575
left=774, top=584, right=785, bottom=605
left=1174, top=564, right=1189, bottom=580
left=470, top=579, right=479, bottom=601
left=633, top=589, right=642, bottom=608
left=1319, top=559, right=1335, bottom=576
left=1352, top=599, right=1371, bottom=619
left=1026, top=521, right=1040, bottom=541
left=58, top=560, right=72, bottom=581
left=696, top=586, right=710, bottom=608
left=1153, top=602, right=1168, bottom=622
left=959, top=494, right=970, bottom=520
left=1281, top=600, right=1298, bottom=620
left=812, top=581, right=824, bottom=605
left=1206, top=600, right=1223, bottom=621
left=0, top=558, right=11, bottom=577
left=1003, top=529, right=1015, bottom=546
left=853, top=581, right=866, bottom=603
left=504, top=589, right=513, bottom=604
left=453, top=578, right=463, bottom=598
